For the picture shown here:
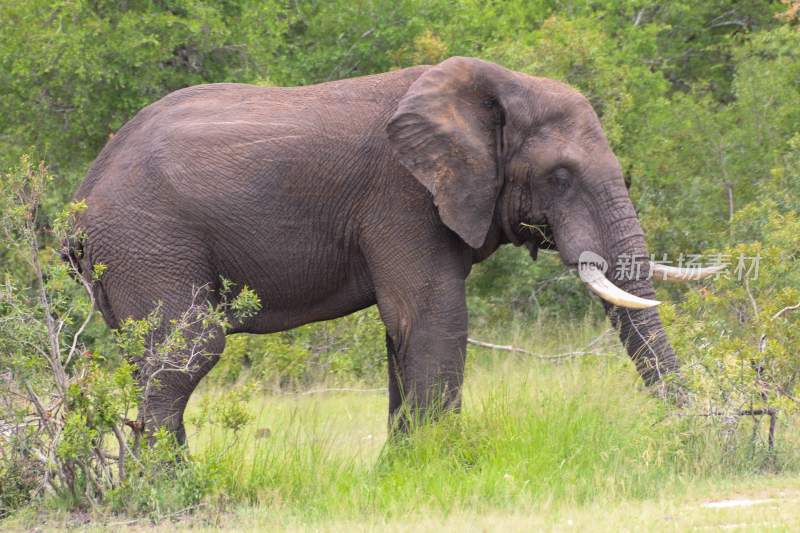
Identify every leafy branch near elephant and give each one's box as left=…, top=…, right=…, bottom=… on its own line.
left=66, top=57, right=718, bottom=443
left=0, top=159, right=243, bottom=507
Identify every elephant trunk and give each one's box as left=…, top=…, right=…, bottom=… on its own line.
left=603, top=220, right=678, bottom=386
left=602, top=275, right=678, bottom=385
left=550, top=171, right=692, bottom=387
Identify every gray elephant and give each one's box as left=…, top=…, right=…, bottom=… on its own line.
left=65, top=57, right=715, bottom=443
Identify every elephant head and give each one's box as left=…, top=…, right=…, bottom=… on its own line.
left=388, top=57, right=718, bottom=386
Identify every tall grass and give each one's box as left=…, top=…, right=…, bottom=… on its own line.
left=186, top=320, right=799, bottom=525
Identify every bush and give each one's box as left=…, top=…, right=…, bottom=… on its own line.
left=107, top=428, right=217, bottom=519
left=663, top=155, right=800, bottom=457
left=1, top=157, right=137, bottom=511
left=0, top=157, right=259, bottom=516
left=0, top=435, right=44, bottom=518
left=213, top=307, right=386, bottom=389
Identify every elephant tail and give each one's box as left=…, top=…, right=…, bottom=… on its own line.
left=60, top=234, right=119, bottom=329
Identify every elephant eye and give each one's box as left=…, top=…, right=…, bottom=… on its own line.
left=551, top=167, right=571, bottom=192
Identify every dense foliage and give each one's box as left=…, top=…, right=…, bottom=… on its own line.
left=1, top=0, right=799, bottom=519
left=0, top=159, right=264, bottom=516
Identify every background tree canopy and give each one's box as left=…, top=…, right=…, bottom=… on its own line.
left=2, top=0, right=797, bottom=309
left=1, top=0, right=798, bottom=376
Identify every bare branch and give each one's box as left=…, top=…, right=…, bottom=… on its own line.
left=772, top=302, right=800, bottom=320
left=743, top=275, right=759, bottom=319
left=63, top=252, right=96, bottom=368
left=708, top=19, right=748, bottom=30
left=723, top=181, right=734, bottom=224
left=467, top=328, right=616, bottom=362
left=633, top=8, right=645, bottom=27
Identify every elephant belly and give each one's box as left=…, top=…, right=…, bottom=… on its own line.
left=216, top=231, right=377, bottom=335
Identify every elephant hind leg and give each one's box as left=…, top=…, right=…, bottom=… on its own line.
left=140, top=322, right=225, bottom=444
left=137, top=285, right=225, bottom=444
left=134, top=297, right=226, bottom=444
left=100, top=260, right=225, bottom=444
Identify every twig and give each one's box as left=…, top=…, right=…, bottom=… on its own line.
left=111, top=423, right=136, bottom=481
left=584, top=328, right=615, bottom=348
left=325, top=28, right=374, bottom=81
left=108, top=503, right=208, bottom=526
left=756, top=300, right=798, bottom=368
left=706, top=9, right=748, bottom=31
left=708, top=19, right=748, bottom=30
left=772, top=302, right=800, bottom=320
left=467, top=338, right=532, bottom=353
left=743, top=275, right=759, bottom=319
left=723, top=181, right=734, bottom=225
left=294, top=387, right=387, bottom=396
left=633, top=8, right=645, bottom=26
left=63, top=251, right=96, bottom=368
left=519, top=223, right=555, bottom=247
left=27, top=210, right=68, bottom=392
left=533, top=271, right=573, bottom=288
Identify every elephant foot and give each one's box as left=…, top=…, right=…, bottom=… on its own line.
left=140, top=393, right=191, bottom=448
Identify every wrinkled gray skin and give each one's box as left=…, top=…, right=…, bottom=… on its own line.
left=67, top=57, right=677, bottom=443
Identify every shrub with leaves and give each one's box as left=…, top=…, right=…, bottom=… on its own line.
left=663, top=154, right=800, bottom=454
left=0, top=157, right=258, bottom=516
left=0, top=157, right=136, bottom=512
left=106, top=428, right=217, bottom=519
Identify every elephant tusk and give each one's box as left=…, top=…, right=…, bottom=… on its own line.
left=649, top=262, right=725, bottom=282
left=578, top=264, right=661, bottom=309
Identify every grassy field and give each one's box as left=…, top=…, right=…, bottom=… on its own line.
left=6, top=322, right=800, bottom=531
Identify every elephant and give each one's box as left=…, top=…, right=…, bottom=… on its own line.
left=65, top=57, right=717, bottom=443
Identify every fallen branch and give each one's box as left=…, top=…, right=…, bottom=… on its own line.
left=293, top=387, right=388, bottom=396
left=671, top=408, right=777, bottom=450
left=108, top=503, right=207, bottom=527
left=467, top=338, right=532, bottom=353
left=467, top=329, right=616, bottom=362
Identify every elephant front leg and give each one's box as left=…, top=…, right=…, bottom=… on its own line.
left=384, top=318, right=467, bottom=433
left=370, top=240, right=470, bottom=434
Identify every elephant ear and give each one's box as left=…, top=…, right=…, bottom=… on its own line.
left=387, top=56, right=526, bottom=249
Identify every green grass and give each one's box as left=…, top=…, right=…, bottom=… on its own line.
left=175, top=322, right=800, bottom=528
left=4, top=320, right=799, bottom=531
